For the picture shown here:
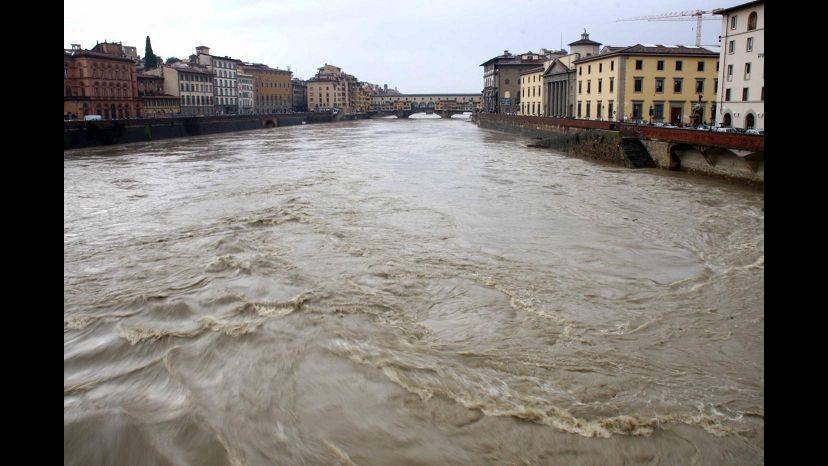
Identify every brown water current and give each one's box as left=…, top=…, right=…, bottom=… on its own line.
left=64, top=116, right=764, bottom=465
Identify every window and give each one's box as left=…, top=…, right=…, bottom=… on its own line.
left=586, top=102, right=590, bottom=118
left=587, top=80, right=591, bottom=93
left=599, top=63, right=602, bottom=72
left=609, top=78, right=614, bottom=93
left=729, top=40, right=735, bottom=54
left=725, top=88, right=731, bottom=101
left=653, top=103, right=664, bottom=119
left=588, top=65, right=591, bottom=74
left=746, top=37, right=755, bottom=52
left=716, top=61, right=720, bottom=72
left=633, top=103, right=643, bottom=119
left=696, top=79, right=704, bottom=93
left=742, top=88, right=749, bottom=101
left=714, top=79, right=718, bottom=93
left=635, top=59, right=643, bottom=70
left=727, top=65, right=733, bottom=81
left=608, top=102, right=614, bottom=119
left=748, top=11, right=757, bottom=30
left=578, top=81, right=582, bottom=94
left=676, top=61, right=683, bottom=71
left=761, top=86, right=764, bottom=101
left=579, top=66, right=582, bottom=76
left=634, top=78, right=643, bottom=92
left=730, top=15, right=737, bottom=29
left=745, top=62, right=751, bottom=80
left=697, top=61, right=705, bottom=72
left=598, top=79, right=602, bottom=93
left=655, top=78, right=664, bottom=93
left=657, top=60, right=664, bottom=71
left=674, top=79, right=682, bottom=93
left=611, top=60, right=614, bottom=71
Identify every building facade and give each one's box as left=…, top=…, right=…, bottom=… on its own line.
left=544, top=32, right=603, bottom=118
left=481, top=49, right=566, bottom=114
left=291, top=79, right=307, bottom=112
left=64, top=43, right=141, bottom=120
left=573, top=44, right=720, bottom=125
left=306, top=64, right=359, bottom=113
left=237, top=72, right=254, bottom=114
left=713, top=0, right=764, bottom=129
left=519, top=66, right=544, bottom=115
left=148, top=62, right=215, bottom=116
left=137, top=73, right=180, bottom=116
left=196, top=46, right=241, bottom=115
left=240, top=64, right=292, bottom=113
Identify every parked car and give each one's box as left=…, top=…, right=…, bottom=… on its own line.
left=745, top=128, right=764, bottom=135
left=84, top=115, right=102, bottom=121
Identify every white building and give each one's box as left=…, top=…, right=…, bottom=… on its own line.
left=713, top=0, right=764, bottom=130
left=237, top=73, right=254, bottom=115
left=196, top=46, right=242, bottom=115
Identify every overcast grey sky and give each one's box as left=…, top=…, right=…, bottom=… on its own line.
left=65, top=0, right=744, bottom=93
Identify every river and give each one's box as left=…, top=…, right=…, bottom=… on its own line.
left=64, top=115, right=764, bottom=465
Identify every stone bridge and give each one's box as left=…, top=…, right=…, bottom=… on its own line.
left=368, top=108, right=473, bottom=119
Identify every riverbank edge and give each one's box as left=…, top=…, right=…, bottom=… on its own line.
left=471, top=113, right=764, bottom=187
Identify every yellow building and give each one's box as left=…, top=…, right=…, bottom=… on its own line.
left=519, top=66, right=544, bottom=115
left=573, top=44, right=720, bottom=125
left=356, top=83, right=374, bottom=112
left=239, top=64, right=292, bottom=113
left=306, top=64, right=359, bottom=112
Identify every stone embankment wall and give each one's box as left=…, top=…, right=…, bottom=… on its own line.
left=472, top=113, right=764, bottom=185
left=474, top=114, right=627, bottom=165
left=64, top=113, right=348, bottom=150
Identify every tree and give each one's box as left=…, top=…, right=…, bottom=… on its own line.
left=165, top=57, right=181, bottom=65
left=144, top=36, right=159, bottom=70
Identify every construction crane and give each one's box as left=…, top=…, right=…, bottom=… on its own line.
left=617, top=10, right=719, bottom=47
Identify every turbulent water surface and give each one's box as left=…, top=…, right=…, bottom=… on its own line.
left=64, top=116, right=764, bottom=465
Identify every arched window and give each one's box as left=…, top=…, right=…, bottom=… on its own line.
left=745, top=113, right=755, bottom=129
left=65, top=86, right=72, bottom=96
left=723, top=113, right=732, bottom=127
left=748, top=12, right=758, bottom=30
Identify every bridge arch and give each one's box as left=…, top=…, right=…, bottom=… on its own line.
left=667, top=143, right=693, bottom=171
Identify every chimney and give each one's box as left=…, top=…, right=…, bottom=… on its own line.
left=504, top=49, right=510, bottom=56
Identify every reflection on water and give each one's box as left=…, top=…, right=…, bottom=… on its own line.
left=65, top=118, right=764, bottom=465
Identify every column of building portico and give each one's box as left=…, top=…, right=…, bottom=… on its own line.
left=552, top=82, right=561, bottom=116
left=554, top=82, right=559, bottom=116
left=552, top=82, right=558, bottom=117
left=555, top=82, right=561, bottom=116
left=557, top=82, right=562, bottom=116
left=557, top=82, right=563, bottom=117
